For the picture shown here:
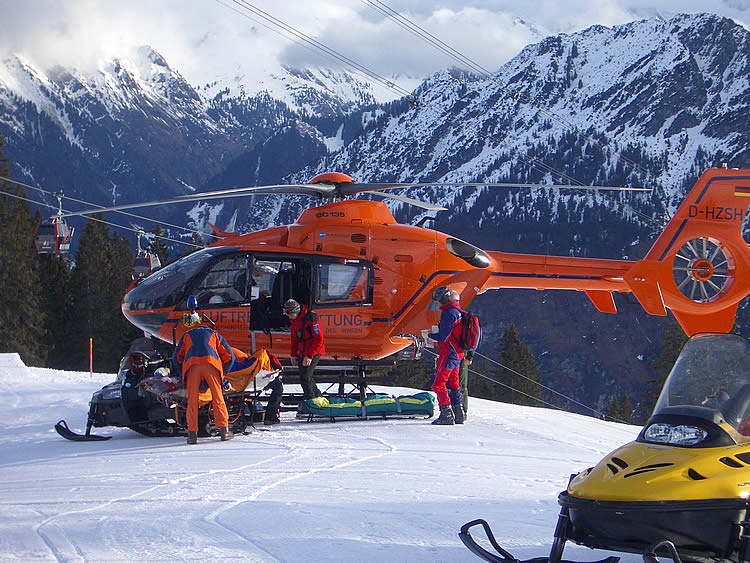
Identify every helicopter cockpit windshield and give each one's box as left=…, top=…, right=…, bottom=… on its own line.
left=124, top=247, right=234, bottom=311
left=646, top=334, right=750, bottom=444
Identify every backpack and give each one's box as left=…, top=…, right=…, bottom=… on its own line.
left=457, top=309, right=481, bottom=351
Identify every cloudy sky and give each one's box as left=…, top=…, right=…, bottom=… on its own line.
left=2, top=0, right=750, bottom=88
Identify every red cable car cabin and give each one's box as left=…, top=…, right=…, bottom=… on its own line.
left=34, top=218, right=74, bottom=254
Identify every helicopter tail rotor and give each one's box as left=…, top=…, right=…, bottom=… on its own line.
left=623, top=168, right=750, bottom=335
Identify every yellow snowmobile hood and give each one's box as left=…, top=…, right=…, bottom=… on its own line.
left=568, top=431, right=750, bottom=502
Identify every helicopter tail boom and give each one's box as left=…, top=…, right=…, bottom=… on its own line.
left=478, top=168, right=750, bottom=336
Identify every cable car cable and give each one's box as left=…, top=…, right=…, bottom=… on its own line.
left=423, top=347, right=629, bottom=423
left=361, top=0, right=658, bottom=225
left=212, top=1, right=652, bottom=228
left=0, top=175, right=215, bottom=246
left=0, top=184, right=201, bottom=250
left=362, top=0, right=654, bottom=184
left=215, top=0, right=414, bottom=100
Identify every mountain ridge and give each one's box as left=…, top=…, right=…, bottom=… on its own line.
left=2, top=12, right=750, bottom=413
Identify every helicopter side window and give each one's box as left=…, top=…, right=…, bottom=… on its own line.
left=249, top=260, right=310, bottom=331
left=193, top=255, right=250, bottom=308
left=315, top=261, right=371, bottom=305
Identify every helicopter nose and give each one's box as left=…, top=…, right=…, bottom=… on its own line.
left=122, top=278, right=182, bottom=338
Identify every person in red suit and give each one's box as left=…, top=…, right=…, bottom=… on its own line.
left=427, top=286, right=465, bottom=425
left=284, top=299, right=324, bottom=400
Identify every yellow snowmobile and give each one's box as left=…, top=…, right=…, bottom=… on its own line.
left=460, top=333, right=750, bottom=562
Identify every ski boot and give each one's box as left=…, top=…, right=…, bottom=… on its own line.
left=187, top=431, right=198, bottom=445
left=432, top=405, right=455, bottom=425
left=450, top=389, right=465, bottom=425
left=219, top=427, right=234, bottom=441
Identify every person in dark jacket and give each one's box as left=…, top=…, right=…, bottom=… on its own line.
left=173, top=314, right=235, bottom=444
left=284, top=299, right=324, bottom=400
left=427, top=286, right=465, bottom=425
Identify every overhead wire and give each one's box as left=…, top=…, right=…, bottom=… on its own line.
left=361, top=0, right=659, bottom=225
left=422, top=347, right=628, bottom=423
left=0, top=176, right=204, bottom=250
left=363, top=0, right=654, bottom=181
left=216, top=0, right=414, bottom=100
left=216, top=0, right=651, bottom=224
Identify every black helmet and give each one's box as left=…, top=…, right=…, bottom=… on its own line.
left=432, top=286, right=458, bottom=304
left=283, top=299, right=301, bottom=315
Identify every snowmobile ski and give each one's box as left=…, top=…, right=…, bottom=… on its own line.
left=459, top=519, right=620, bottom=563
left=54, top=419, right=111, bottom=441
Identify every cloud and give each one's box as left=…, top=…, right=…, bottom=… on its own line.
left=2, top=0, right=749, bottom=88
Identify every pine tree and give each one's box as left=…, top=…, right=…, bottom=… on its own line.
left=38, top=253, right=74, bottom=366
left=0, top=135, right=48, bottom=365
left=65, top=216, right=137, bottom=371
left=192, top=231, right=205, bottom=249
left=641, top=321, right=688, bottom=418
left=497, top=324, right=543, bottom=406
left=603, top=393, right=634, bottom=423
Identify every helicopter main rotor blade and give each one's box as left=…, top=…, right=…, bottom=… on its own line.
left=368, top=190, right=447, bottom=210
left=347, top=182, right=651, bottom=192
left=60, top=180, right=648, bottom=218
left=59, top=185, right=336, bottom=217
left=174, top=184, right=338, bottom=199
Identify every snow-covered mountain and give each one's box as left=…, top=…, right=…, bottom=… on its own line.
left=3, top=12, right=750, bottom=412
left=0, top=45, right=391, bottom=233
left=198, top=63, right=422, bottom=117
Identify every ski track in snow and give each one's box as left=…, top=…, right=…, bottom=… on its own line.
left=0, top=357, right=642, bottom=562
left=204, top=434, right=397, bottom=560
left=32, top=443, right=294, bottom=561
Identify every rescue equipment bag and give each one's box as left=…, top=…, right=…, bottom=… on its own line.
left=458, top=310, right=481, bottom=351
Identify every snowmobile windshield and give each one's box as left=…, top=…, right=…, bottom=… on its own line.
left=124, top=247, right=239, bottom=311
left=652, top=333, right=750, bottom=434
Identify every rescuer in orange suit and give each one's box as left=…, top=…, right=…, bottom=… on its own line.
left=284, top=299, right=324, bottom=400
left=173, top=301, right=235, bottom=444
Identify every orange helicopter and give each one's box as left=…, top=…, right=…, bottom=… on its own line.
left=63, top=167, right=750, bottom=360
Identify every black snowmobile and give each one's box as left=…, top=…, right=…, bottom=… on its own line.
left=460, top=333, right=750, bottom=563
left=55, top=337, right=263, bottom=441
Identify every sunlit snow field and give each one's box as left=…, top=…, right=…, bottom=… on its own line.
left=0, top=353, right=641, bottom=562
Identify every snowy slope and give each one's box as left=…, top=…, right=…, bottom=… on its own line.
left=293, top=13, right=750, bottom=218
left=0, top=353, right=641, bottom=562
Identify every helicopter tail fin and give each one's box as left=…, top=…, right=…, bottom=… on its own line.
left=624, top=168, right=750, bottom=335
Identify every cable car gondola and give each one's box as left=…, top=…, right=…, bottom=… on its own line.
left=34, top=191, right=74, bottom=255
left=132, top=230, right=161, bottom=281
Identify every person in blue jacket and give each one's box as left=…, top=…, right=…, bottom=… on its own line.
left=172, top=298, right=235, bottom=444
left=427, top=286, right=465, bottom=425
